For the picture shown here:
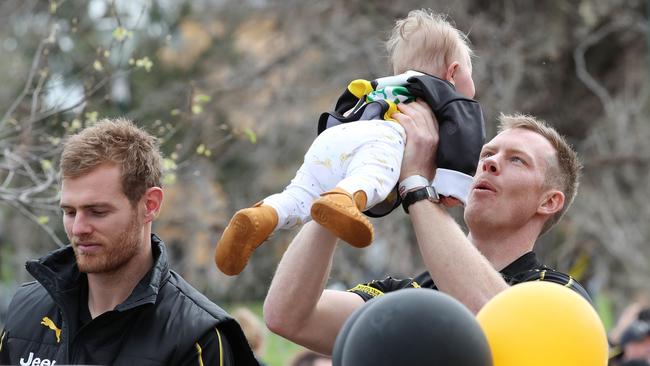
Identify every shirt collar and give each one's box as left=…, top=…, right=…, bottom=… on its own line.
left=500, top=251, right=541, bottom=279
left=26, top=234, right=170, bottom=311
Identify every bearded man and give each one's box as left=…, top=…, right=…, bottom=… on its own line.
left=0, top=119, right=258, bottom=365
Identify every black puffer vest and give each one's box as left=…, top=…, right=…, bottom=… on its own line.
left=1, top=235, right=257, bottom=365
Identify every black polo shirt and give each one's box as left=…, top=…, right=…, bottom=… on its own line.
left=349, top=251, right=591, bottom=303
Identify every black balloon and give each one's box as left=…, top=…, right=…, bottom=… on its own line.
left=333, top=288, right=492, bottom=366
left=332, top=296, right=372, bottom=366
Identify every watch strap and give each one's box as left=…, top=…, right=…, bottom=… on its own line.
left=402, top=186, right=439, bottom=214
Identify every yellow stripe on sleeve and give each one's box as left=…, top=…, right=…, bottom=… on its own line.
left=348, top=284, right=385, bottom=298
left=195, top=342, right=204, bottom=366
left=0, top=330, right=5, bottom=352
left=215, top=327, right=223, bottom=366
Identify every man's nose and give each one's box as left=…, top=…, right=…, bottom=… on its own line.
left=72, top=214, right=93, bottom=236
left=482, top=156, right=499, bottom=174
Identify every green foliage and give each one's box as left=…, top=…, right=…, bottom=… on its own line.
left=84, top=111, right=99, bottom=124
left=162, top=157, right=178, bottom=186
left=194, top=94, right=211, bottom=104
left=112, top=26, right=133, bottom=42
left=594, top=292, right=614, bottom=331
left=196, top=143, right=212, bottom=157
left=191, top=94, right=211, bottom=115
left=243, top=128, right=257, bottom=144
left=130, top=57, right=154, bottom=72
left=40, top=159, right=53, bottom=172
left=0, top=245, right=15, bottom=284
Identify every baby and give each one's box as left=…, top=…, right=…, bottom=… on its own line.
left=215, top=10, right=483, bottom=275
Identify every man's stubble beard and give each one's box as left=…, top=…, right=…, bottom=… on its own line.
left=74, top=210, right=143, bottom=274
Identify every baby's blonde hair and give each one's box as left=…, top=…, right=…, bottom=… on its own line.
left=387, top=9, right=473, bottom=75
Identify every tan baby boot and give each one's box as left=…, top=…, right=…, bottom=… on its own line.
left=215, top=202, right=278, bottom=275
left=310, top=188, right=373, bottom=247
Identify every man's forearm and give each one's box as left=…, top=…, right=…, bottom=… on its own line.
left=408, top=200, right=508, bottom=313
left=265, top=222, right=336, bottom=316
left=264, top=222, right=349, bottom=352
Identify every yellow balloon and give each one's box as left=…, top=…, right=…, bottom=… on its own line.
left=477, top=281, right=608, bottom=366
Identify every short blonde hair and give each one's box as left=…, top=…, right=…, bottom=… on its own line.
left=497, top=113, right=582, bottom=234
left=60, top=118, right=163, bottom=205
left=387, top=9, right=473, bottom=75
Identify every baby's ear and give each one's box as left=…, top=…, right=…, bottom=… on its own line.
left=444, top=61, right=461, bottom=85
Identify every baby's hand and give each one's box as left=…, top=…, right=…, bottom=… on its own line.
left=440, top=196, right=462, bottom=208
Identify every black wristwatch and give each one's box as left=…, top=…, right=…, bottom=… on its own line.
left=402, top=186, right=440, bottom=214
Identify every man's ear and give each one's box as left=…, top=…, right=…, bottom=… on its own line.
left=538, top=190, right=565, bottom=216
left=445, top=61, right=461, bottom=85
left=142, top=187, right=163, bottom=223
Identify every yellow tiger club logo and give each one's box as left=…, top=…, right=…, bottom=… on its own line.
left=40, top=317, right=61, bottom=343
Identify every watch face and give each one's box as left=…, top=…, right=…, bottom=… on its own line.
left=425, top=186, right=440, bottom=203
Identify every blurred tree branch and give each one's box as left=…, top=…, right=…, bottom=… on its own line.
left=571, top=9, right=650, bottom=298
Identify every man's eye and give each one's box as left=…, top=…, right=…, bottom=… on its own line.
left=91, top=211, right=108, bottom=216
left=62, top=210, right=75, bottom=216
left=480, top=152, right=493, bottom=159
left=511, top=156, right=525, bottom=164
